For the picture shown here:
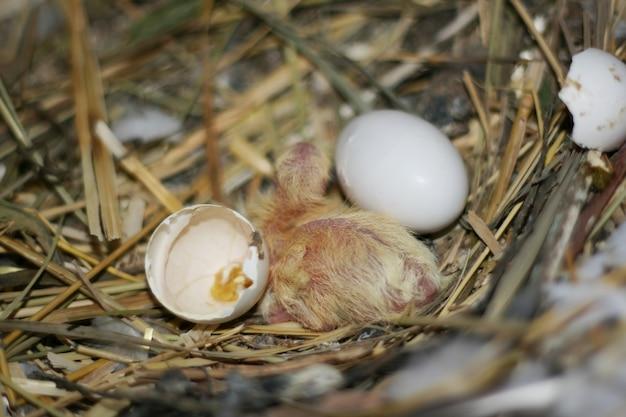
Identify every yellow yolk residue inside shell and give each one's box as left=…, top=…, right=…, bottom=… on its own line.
left=211, top=264, right=253, bottom=302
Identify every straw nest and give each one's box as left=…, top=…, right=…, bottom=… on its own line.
left=0, top=1, right=625, bottom=416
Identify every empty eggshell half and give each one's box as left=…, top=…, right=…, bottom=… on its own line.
left=145, top=204, right=269, bottom=324
left=558, top=48, right=626, bottom=152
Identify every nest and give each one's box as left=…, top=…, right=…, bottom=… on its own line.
left=0, top=1, right=625, bottom=416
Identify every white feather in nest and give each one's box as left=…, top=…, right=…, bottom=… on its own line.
left=112, top=106, right=182, bottom=143
left=544, top=220, right=626, bottom=341
left=89, top=317, right=150, bottom=362
left=385, top=338, right=504, bottom=401
left=499, top=350, right=626, bottom=417
left=575, top=220, right=626, bottom=281
left=280, top=364, right=344, bottom=400
left=552, top=354, right=626, bottom=417
left=540, top=220, right=626, bottom=417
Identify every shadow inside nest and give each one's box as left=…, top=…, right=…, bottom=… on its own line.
left=97, top=335, right=489, bottom=417
left=117, top=367, right=337, bottom=417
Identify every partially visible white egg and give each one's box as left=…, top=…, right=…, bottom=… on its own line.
left=558, top=48, right=626, bottom=152
left=145, top=204, right=269, bottom=324
left=335, top=110, right=468, bottom=233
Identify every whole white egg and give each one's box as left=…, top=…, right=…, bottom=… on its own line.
left=558, top=48, right=626, bottom=152
left=335, top=110, right=468, bottom=233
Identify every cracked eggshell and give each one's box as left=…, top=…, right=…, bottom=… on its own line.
left=145, top=204, right=269, bottom=324
left=558, top=48, right=626, bottom=152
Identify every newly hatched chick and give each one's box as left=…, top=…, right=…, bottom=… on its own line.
left=254, top=142, right=444, bottom=331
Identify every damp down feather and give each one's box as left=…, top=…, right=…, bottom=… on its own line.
left=253, top=142, right=445, bottom=331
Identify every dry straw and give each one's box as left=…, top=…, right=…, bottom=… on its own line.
left=0, top=0, right=624, bottom=416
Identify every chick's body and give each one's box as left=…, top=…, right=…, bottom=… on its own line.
left=254, top=143, right=443, bottom=331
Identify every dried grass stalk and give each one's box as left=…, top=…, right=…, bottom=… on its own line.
left=94, top=121, right=183, bottom=213
left=64, top=0, right=122, bottom=240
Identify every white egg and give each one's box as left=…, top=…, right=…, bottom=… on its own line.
left=145, top=204, right=269, bottom=324
left=335, top=110, right=468, bottom=233
left=558, top=48, right=626, bottom=152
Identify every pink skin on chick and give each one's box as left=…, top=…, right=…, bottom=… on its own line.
left=252, top=142, right=444, bottom=331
